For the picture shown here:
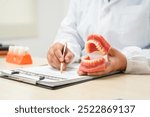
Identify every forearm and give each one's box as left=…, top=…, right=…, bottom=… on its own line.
left=122, top=46, right=150, bottom=74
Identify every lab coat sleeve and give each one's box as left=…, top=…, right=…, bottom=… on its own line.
left=54, top=0, right=84, bottom=63
left=122, top=46, right=150, bottom=74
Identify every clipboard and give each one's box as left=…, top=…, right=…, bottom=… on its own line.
left=0, top=63, right=119, bottom=89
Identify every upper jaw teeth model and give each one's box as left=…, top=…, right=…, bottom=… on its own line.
left=9, top=46, right=29, bottom=55
left=6, top=46, right=32, bottom=65
left=79, top=34, right=111, bottom=73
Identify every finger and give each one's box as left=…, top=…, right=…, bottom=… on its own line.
left=65, top=50, right=74, bottom=64
left=108, top=47, right=123, bottom=57
left=87, top=71, right=106, bottom=76
left=54, top=49, right=64, bottom=62
left=77, top=70, right=87, bottom=76
left=52, top=56, right=61, bottom=69
left=87, top=69, right=106, bottom=76
left=47, top=43, right=66, bottom=70
left=47, top=48, right=54, bottom=65
left=108, top=47, right=120, bottom=57
left=87, top=62, right=113, bottom=76
left=62, top=63, right=67, bottom=71
left=49, top=50, right=61, bottom=69
left=48, top=53, right=59, bottom=69
left=54, top=44, right=64, bottom=62
left=47, top=53, right=52, bottom=65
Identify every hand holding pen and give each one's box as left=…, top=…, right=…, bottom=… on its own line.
left=47, top=42, right=74, bottom=71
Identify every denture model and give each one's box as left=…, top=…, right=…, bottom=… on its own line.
left=79, top=34, right=111, bottom=73
left=6, top=46, right=32, bottom=65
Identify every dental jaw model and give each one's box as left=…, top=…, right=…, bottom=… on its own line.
left=6, top=46, right=32, bottom=65
left=79, top=34, right=111, bottom=73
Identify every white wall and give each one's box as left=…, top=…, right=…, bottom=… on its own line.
left=1, top=0, right=70, bottom=57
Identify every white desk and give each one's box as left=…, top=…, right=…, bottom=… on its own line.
left=0, top=57, right=150, bottom=100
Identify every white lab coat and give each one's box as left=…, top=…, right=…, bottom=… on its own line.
left=54, top=0, right=150, bottom=74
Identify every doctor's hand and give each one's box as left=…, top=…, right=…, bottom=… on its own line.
left=47, top=42, right=74, bottom=70
left=78, top=48, right=127, bottom=76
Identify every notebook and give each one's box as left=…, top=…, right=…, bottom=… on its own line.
left=0, top=63, right=118, bottom=88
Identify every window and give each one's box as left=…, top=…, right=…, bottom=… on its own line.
left=0, top=0, right=37, bottom=38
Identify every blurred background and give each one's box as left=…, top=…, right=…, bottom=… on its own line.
left=0, top=0, right=70, bottom=57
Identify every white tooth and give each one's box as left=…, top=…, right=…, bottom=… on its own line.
left=103, top=55, right=108, bottom=61
left=95, top=43, right=99, bottom=48
left=24, top=47, right=29, bottom=53
left=88, top=40, right=95, bottom=44
left=97, top=46, right=101, bottom=50
left=87, top=40, right=91, bottom=43
left=92, top=40, right=95, bottom=43
left=101, top=48, right=106, bottom=54
left=11, top=46, right=14, bottom=53
left=9, top=46, right=13, bottom=53
left=12, top=46, right=15, bottom=53
left=18, top=46, right=24, bottom=55
left=13, top=46, right=16, bottom=53
left=88, top=51, right=102, bottom=60
left=96, top=42, right=99, bottom=46
left=13, top=46, right=17, bottom=54
left=98, top=46, right=103, bottom=53
left=98, top=46, right=105, bottom=55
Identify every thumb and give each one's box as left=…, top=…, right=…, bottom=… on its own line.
left=108, top=47, right=119, bottom=56
left=55, top=49, right=64, bottom=62
left=54, top=43, right=64, bottom=62
left=107, top=47, right=118, bottom=62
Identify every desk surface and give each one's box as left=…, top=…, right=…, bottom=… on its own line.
left=0, top=57, right=150, bottom=100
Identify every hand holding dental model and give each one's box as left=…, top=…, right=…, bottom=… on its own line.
left=78, top=34, right=127, bottom=76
